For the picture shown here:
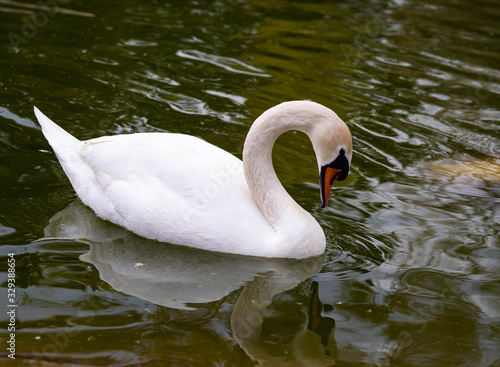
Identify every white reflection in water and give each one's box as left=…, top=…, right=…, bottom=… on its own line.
left=44, top=200, right=338, bottom=365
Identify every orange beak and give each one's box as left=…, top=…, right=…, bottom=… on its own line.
left=320, top=167, right=342, bottom=208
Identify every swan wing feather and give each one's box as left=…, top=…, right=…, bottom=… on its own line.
left=72, top=133, right=274, bottom=254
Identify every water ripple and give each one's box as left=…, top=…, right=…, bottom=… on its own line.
left=176, top=49, right=271, bottom=77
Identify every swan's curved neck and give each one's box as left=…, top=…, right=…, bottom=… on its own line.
left=242, top=105, right=316, bottom=230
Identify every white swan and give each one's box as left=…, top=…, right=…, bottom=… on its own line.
left=34, top=101, right=352, bottom=258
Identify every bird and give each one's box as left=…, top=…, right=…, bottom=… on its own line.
left=34, top=101, right=352, bottom=258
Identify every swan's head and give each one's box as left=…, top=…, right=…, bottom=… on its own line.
left=306, top=103, right=353, bottom=208
left=244, top=100, right=352, bottom=209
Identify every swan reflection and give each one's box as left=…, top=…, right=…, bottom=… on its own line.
left=44, top=200, right=337, bottom=365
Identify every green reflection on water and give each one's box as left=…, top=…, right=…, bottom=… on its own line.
left=0, top=0, right=499, bottom=366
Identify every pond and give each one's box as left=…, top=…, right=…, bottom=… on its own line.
left=0, top=0, right=499, bottom=366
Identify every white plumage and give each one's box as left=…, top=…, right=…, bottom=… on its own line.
left=35, top=101, right=352, bottom=258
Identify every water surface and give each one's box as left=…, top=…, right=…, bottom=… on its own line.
left=0, top=0, right=499, bottom=366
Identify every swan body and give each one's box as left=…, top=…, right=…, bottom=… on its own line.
left=34, top=101, right=352, bottom=258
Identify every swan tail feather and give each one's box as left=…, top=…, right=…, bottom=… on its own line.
left=34, top=107, right=80, bottom=149
left=34, top=107, right=87, bottom=197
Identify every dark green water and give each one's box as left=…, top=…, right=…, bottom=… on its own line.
left=1, top=0, right=499, bottom=366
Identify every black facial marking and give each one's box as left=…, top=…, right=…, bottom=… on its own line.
left=319, top=149, right=350, bottom=207
left=325, top=149, right=349, bottom=181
